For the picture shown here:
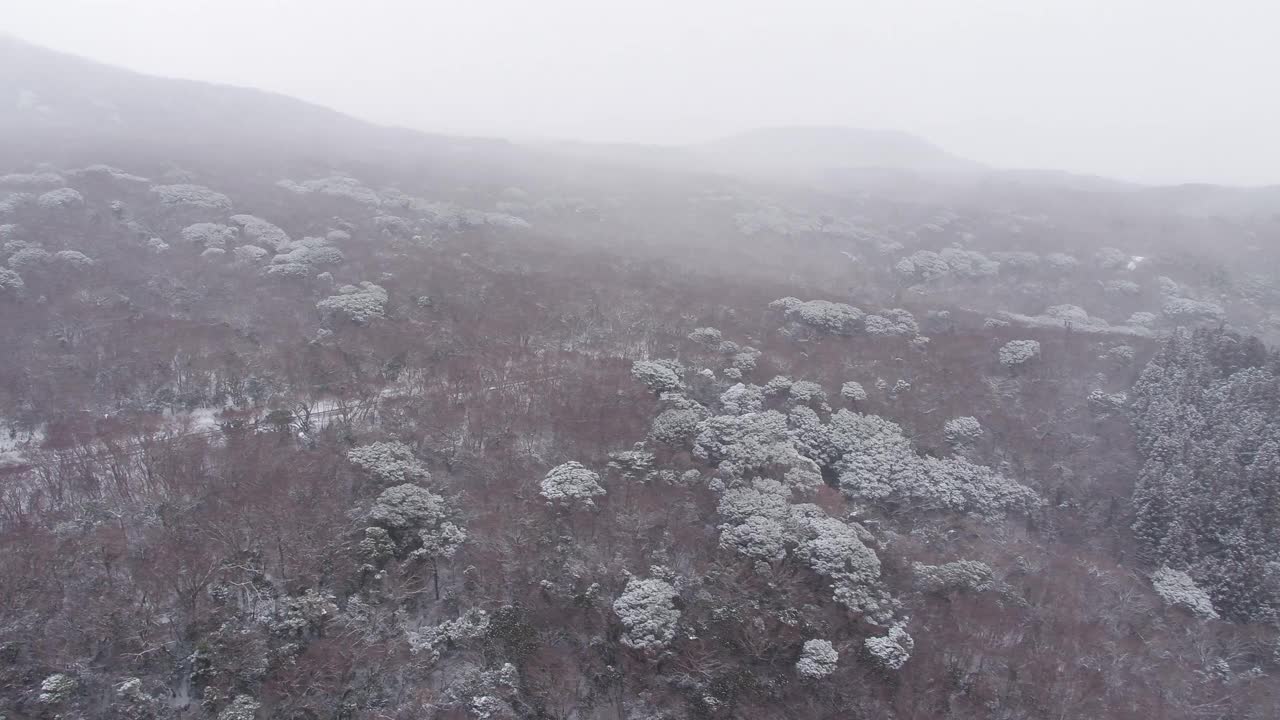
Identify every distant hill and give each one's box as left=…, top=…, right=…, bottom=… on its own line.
left=3, top=36, right=1277, bottom=219
left=698, top=126, right=984, bottom=175
left=0, top=35, right=519, bottom=176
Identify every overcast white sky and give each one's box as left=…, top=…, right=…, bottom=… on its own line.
left=6, top=0, right=1279, bottom=185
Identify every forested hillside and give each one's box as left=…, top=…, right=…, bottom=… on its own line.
left=1, top=38, right=1279, bottom=720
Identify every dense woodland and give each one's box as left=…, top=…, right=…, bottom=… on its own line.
left=2, top=37, right=1280, bottom=720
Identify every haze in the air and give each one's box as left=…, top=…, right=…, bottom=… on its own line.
left=5, top=0, right=1279, bottom=186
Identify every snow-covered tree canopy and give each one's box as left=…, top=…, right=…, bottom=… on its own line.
left=151, top=183, right=232, bottom=211
left=607, top=447, right=656, bottom=482
left=688, top=326, right=722, bottom=346
left=53, top=250, right=94, bottom=268
left=772, top=297, right=865, bottom=335
left=67, top=164, right=149, bottom=183
left=369, top=483, right=449, bottom=531
left=6, top=246, right=47, bottom=271
left=790, top=409, right=1039, bottom=517
left=788, top=380, right=828, bottom=407
left=540, top=461, right=606, bottom=508
left=0, top=171, right=64, bottom=188
left=795, top=639, right=838, bottom=679
left=613, top=576, right=680, bottom=653
left=631, top=360, right=684, bottom=393
left=233, top=245, right=269, bottom=263
left=316, top=282, right=388, bottom=324
left=864, top=309, right=919, bottom=337
left=278, top=175, right=382, bottom=206
left=719, top=383, right=766, bottom=415
left=991, top=251, right=1040, bottom=272
left=943, top=416, right=983, bottom=445
left=840, top=381, right=867, bottom=402
left=693, top=410, right=806, bottom=478
left=181, top=222, right=237, bottom=250
left=999, top=340, right=1041, bottom=367
left=1151, top=566, right=1219, bottom=620
left=1045, top=252, right=1079, bottom=271
left=37, top=187, right=83, bottom=210
left=1162, top=297, right=1226, bottom=323
left=649, top=403, right=708, bottom=446
left=913, top=560, right=994, bottom=593
left=38, top=672, right=77, bottom=705
left=864, top=622, right=914, bottom=670
left=348, top=441, right=429, bottom=486
left=230, top=214, right=291, bottom=250
left=272, top=237, right=344, bottom=267
left=1127, top=311, right=1157, bottom=328
left=0, top=266, right=24, bottom=295
left=367, top=483, right=465, bottom=560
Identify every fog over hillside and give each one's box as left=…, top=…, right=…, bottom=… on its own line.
left=2, top=12, right=1280, bottom=720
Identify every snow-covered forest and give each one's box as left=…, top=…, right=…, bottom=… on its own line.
left=2, top=35, right=1280, bottom=720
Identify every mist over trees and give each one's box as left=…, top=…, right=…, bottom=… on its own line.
left=1, top=35, right=1280, bottom=720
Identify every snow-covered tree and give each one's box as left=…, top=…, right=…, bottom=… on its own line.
left=1095, top=247, right=1129, bottom=270
left=181, top=222, right=237, bottom=249
left=783, top=299, right=865, bottom=335
left=1127, top=311, right=1157, bottom=328
left=1, top=266, right=27, bottom=296
left=840, top=381, right=867, bottom=402
left=1151, top=566, right=1219, bottom=619
left=864, top=622, right=914, bottom=670
left=369, top=483, right=451, bottom=533
left=217, top=695, right=261, bottom=720
left=895, top=250, right=949, bottom=282
left=230, top=214, right=291, bottom=250
left=999, top=340, right=1041, bottom=367
left=316, top=282, right=387, bottom=324
left=631, top=360, right=683, bottom=393
left=54, top=250, right=94, bottom=268
left=795, top=639, right=838, bottom=679
left=826, top=410, right=1037, bottom=517
left=349, top=441, right=429, bottom=486
left=607, top=446, right=657, bottom=482
left=717, top=478, right=792, bottom=524
left=266, top=262, right=309, bottom=279
left=693, top=410, right=801, bottom=477
left=688, top=326, right=722, bottom=346
left=1162, top=297, right=1226, bottom=323
left=788, top=381, right=828, bottom=407
left=151, top=183, right=232, bottom=211
left=864, top=310, right=918, bottom=337
left=940, top=247, right=999, bottom=278
left=367, top=483, right=465, bottom=594
left=37, top=187, right=83, bottom=210
left=38, top=673, right=77, bottom=704
left=790, top=507, right=889, bottom=619
left=407, top=607, right=491, bottom=662
left=0, top=171, right=64, bottom=188
left=540, top=461, right=606, bottom=508
left=1045, top=252, right=1079, bottom=272
left=650, top=405, right=707, bottom=446
left=731, top=349, right=760, bottom=372
left=720, top=383, right=766, bottom=415
left=232, top=244, right=269, bottom=263
left=719, top=513, right=788, bottom=561
left=613, top=576, right=680, bottom=653
left=943, top=416, right=983, bottom=446
left=764, top=375, right=793, bottom=396
left=913, top=560, right=993, bottom=593
left=273, top=237, right=344, bottom=267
